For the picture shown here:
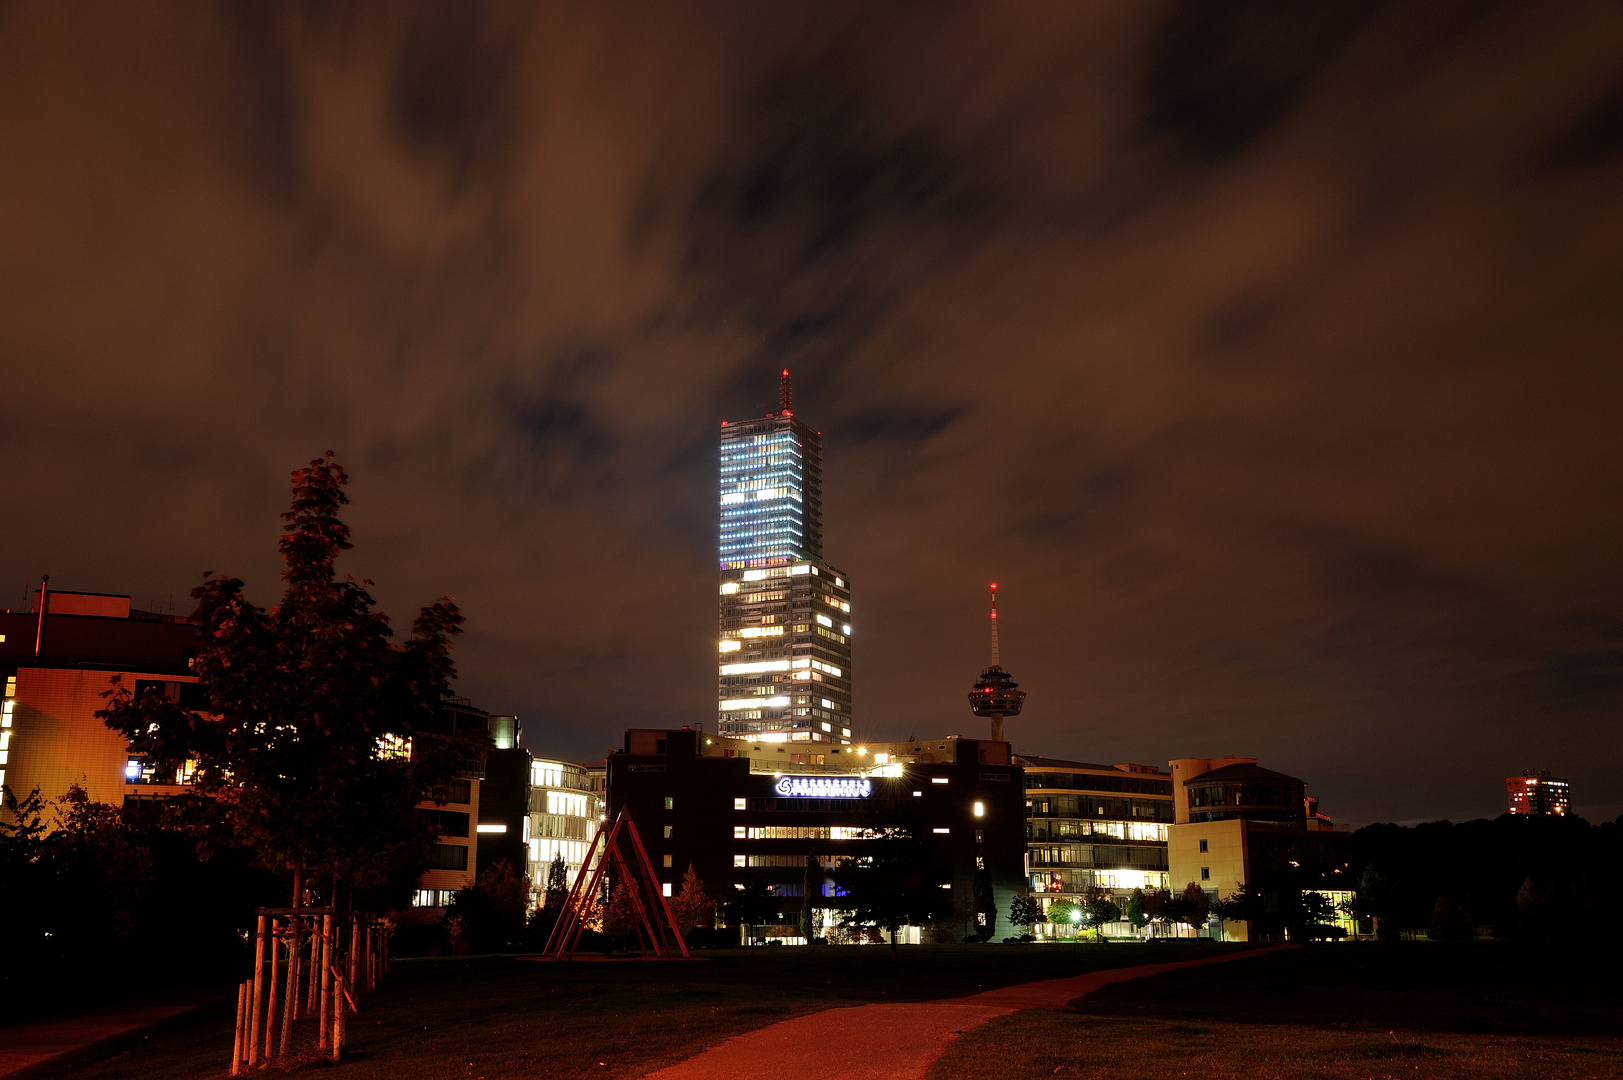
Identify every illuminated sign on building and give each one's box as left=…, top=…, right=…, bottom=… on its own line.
left=774, top=775, right=871, bottom=799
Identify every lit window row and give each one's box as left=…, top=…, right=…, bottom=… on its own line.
left=720, top=696, right=790, bottom=710
left=720, top=660, right=791, bottom=675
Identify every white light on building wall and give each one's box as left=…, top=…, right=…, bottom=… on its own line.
left=743, top=570, right=768, bottom=581
left=720, top=660, right=791, bottom=675
left=842, top=624, right=851, bottom=635
left=720, top=696, right=790, bottom=710
left=739, top=626, right=784, bottom=638
left=720, top=582, right=740, bottom=594
left=720, top=640, right=742, bottom=653
left=973, top=802, right=985, bottom=818
left=476, top=823, right=507, bottom=834
left=789, top=564, right=811, bottom=576
left=816, top=614, right=833, bottom=627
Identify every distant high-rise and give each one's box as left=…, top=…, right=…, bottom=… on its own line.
left=716, top=371, right=852, bottom=743
left=1506, top=769, right=1569, bottom=816
left=969, top=583, right=1024, bottom=743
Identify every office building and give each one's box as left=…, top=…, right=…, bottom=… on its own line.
left=1506, top=770, right=1570, bottom=816
left=525, top=756, right=604, bottom=896
left=1015, top=756, right=1173, bottom=937
left=0, top=582, right=497, bottom=911
left=1, top=588, right=201, bottom=812
left=607, top=727, right=1024, bottom=943
left=717, top=371, right=852, bottom=744
left=1166, top=756, right=1352, bottom=941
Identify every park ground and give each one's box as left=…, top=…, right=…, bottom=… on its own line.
left=7, top=941, right=1619, bottom=1080
left=929, top=942, right=1623, bottom=1080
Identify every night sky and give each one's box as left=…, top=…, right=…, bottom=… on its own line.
left=3, top=3, right=1621, bottom=824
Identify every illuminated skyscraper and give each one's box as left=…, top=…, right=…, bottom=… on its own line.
left=717, top=371, right=852, bottom=743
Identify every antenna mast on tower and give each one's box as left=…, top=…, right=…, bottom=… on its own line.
left=779, top=368, right=793, bottom=414
left=968, top=581, right=1025, bottom=743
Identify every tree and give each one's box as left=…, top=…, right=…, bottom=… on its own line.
left=669, top=863, right=715, bottom=940
left=97, top=454, right=487, bottom=907
left=971, top=866, right=998, bottom=942
left=1211, top=886, right=1265, bottom=935
left=448, top=859, right=529, bottom=953
left=1081, top=886, right=1122, bottom=939
left=1125, top=888, right=1148, bottom=933
left=800, top=851, right=822, bottom=942
left=724, top=876, right=780, bottom=956
left=832, top=828, right=949, bottom=957
left=1045, top=899, right=1080, bottom=931
left=1008, top=892, right=1042, bottom=937
left=1176, top=881, right=1211, bottom=937
left=602, top=875, right=643, bottom=952
left=526, top=855, right=573, bottom=949
left=543, top=855, right=570, bottom=912
left=1141, top=887, right=1174, bottom=937
left=1425, top=897, right=1474, bottom=941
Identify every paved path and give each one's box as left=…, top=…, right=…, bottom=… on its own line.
left=643, top=946, right=1289, bottom=1080
left=0, top=992, right=223, bottom=1077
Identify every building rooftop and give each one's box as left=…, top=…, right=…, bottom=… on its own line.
left=1182, top=762, right=1302, bottom=785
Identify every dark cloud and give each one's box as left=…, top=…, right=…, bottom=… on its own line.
left=2, top=1, right=1621, bottom=824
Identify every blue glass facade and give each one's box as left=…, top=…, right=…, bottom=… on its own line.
left=718, top=415, right=822, bottom=569
left=717, top=405, right=848, bottom=742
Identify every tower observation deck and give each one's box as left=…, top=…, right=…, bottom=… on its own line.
left=968, top=583, right=1025, bottom=742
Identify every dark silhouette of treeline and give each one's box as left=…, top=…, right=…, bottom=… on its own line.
left=1350, top=812, right=1623, bottom=938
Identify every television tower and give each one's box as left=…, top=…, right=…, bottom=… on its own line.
left=968, top=583, right=1025, bottom=742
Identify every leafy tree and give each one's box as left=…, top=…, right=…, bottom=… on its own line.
left=971, top=866, right=998, bottom=942
left=832, top=828, right=948, bottom=957
left=724, top=876, right=780, bottom=956
left=669, top=863, right=716, bottom=939
left=1081, top=886, right=1122, bottom=938
left=1425, top=897, right=1474, bottom=941
left=1176, top=881, right=1211, bottom=937
left=1045, top=899, right=1079, bottom=929
left=448, top=859, right=529, bottom=953
left=602, top=875, right=643, bottom=952
left=1141, top=887, right=1174, bottom=937
left=1125, top=887, right=1148, bottom=932
left=97, top=454, right=486, bottom=907
left=1008, top=891, right=1042, bottom=936
left=543, top=855, right=571, bottom=911
left=1211, top=886, right=1265, bottom=932
left=526, top=855, right=573, bottom=949
left=801, top=850, right=822, bottom=942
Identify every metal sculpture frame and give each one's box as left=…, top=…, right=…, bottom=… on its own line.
left=542, top=807, right=690, bottom=959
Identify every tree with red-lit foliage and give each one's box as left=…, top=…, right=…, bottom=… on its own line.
left=99, top=453, right=487, bottom=908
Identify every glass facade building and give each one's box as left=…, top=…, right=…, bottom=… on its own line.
left=527, top=758, right=604, bottom=897
left=718, top=386, right=851, bottom=742
left=1016, top=756, right=1173, bottom=936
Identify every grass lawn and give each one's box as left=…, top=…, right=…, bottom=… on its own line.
left=928, top=943, right=1623, bottom=1080
left=10, top=941, right=1239, bottom=1080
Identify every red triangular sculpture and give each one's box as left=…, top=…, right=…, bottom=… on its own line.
left=541, top=807, right=690, bottom=960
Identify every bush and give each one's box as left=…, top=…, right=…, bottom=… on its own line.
left=1426, top=897, right=1475, bottom=941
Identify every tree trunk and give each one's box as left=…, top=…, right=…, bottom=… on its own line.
left=889, top=926, right=898, bottom=960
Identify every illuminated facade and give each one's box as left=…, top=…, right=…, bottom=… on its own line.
left=1166, top=756, right=1352, bottom=941
left=1016, top=756, right=1173, bottom=937
left=718, top=372, right=851, bottom=743
left=608, top=728, right=1025, bottom=944
left=1506, top=770, right=1569, bottom=816
left=0, top=589, right=204, bottom=817
left=526, top=757, right=604, bottom=898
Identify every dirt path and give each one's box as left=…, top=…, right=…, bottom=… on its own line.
left=642, top=946, right=1290, bottom=1080
left=0, top=992, right=224, bottom=1078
